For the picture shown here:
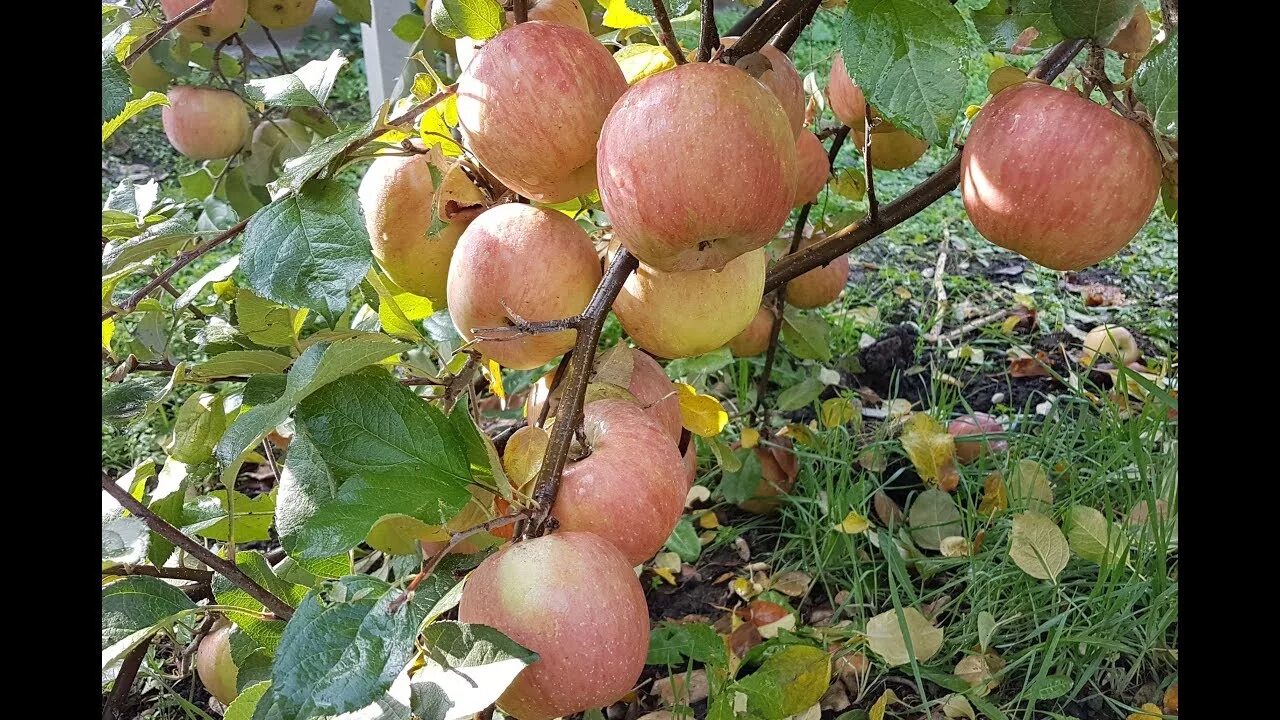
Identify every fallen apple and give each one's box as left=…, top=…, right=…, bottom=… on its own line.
left=961, top=82, right=1161, bottom=271
left=1081, top=324, right=1140, bottom=366
left=793, top=129, right=831, bottom=206
left=161, top=0, right=246, bottom=43
left=161, top=86, right=251, bottom=160
left=458, top=531, right=650, bottom=720
left=447, top=203, right=602, bottom=369
left=598, top=62, right=797, bottom=272
left=784, top=237, right=849, bottom=309
left=727, top=305, right=775, bottom=358
left=948, top=413, right=1007, bottom=464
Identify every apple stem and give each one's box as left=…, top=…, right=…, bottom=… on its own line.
left=123, top=0, right=216, bottom=69
left=772, top=0, right=822, bottom=54
left=696, top=0, right=720, bottom=62
left=651, top=0, right=688, bottom=66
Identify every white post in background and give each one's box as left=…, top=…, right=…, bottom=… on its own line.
left=362, top=0, right=413, bottom=116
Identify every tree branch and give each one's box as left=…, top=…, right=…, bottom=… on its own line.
left=764, top=39, right=1087, bottom=293
left=522, top=249, right=640, bottom=538
left=1159, top=0, right=1177, bottom=31
left=772, top=0, right=822, bottom=54
left=723, top=0, right=812, bottom=63
left=514, top=0, right=529, bottom=24
left=102, top=565, right=215, bottom=583
left=727, top=0, right=778, bottom=37
left=863, top=104, right=879, bottom=222
left=103, top=635, right=152, bottom=720
left=388, top=511, right=532, bottom=613
left=101, top=475, right=295, bottom=620
left=696, top=0, right=719, bottom=62
left=262, top=27, right=293, bottom=73
left=651, top=0, right=687, bottom=65
left=123, top=0, right=215, bottom=69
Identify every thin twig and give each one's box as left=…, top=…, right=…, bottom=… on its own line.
left=262, top=27, right=293, bottom=73
left=772, top=0, right=821, bottom=53
left=514, top=0, right=529, bottom=24
left=123, top=0, right=215, bottom=68
left=726, top=0, right=778, bottom=37
left=928, top=227, right=951, bottom=346
left=863, top=103, right=879, bottom=222
left=651, top=0, right=687, bottom=65
left=101, top=475, right=295, bottom=620
left=723, top=0, right=811, bottom=63
left=102, top=565, right=215, bottom=583
left=696, top=0, right=719, bottom=62
left=444, top=351, right=482, bottom=409
left=924, top=309, right=1011, bottom=344
left=103, top=635, right=152, bottom=719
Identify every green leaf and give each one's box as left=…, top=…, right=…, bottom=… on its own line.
left=266, top=576, right=431, bottom=717
left=646, top=622, right=727, bottom=666
left=970, top=0, right=1063, bottom=51
left=1134, top=33, right=1177, bottom=137
left=840, top=0, right=973, bottom=145
left=146, top=457, right=191, bottom=566
left=241, top=178, right=373, bottom=322
left=225, top=681, right=272, bottom=720
left=183, top=489, right=276, bottom=543
left=276, top=116, right=377, bottom=193
left=102, top=54, right=130, bottom=123
left=1008, top=511, right=1069, bottom=580
left=830, top=168, right=867, bottom=202
left=234, top=289, right=305, bottom=348
left=213, top=551, right=307, bottom=655
left=176, top=256, right=240, bottom=308
left=288, top=370, right=473, bottom=556
left=103, top=91, right=170, bottom=143
left=331, top=0, right=372, bottom=24
left=781, top=310, right=832, bottom=362
left=392, top=13, right=426, bottom=42
left=626, top=0, right=693, bottom=16
left=664, top=346, right=734, bottom=379
left=170, top=392, right=229, bottom=464
left=1063, top=504, right=1128, bottom=567
left=245, top=51, right=349, bottom=108
left=664, top=518, right=702, bottom=563
left=216, top=335, right=410, bottom=465
left=435, top=0, right=504, bottom=41
left=1026, top=674, right=1072, bottom=700
left=102, top=376, right=172, bottom=421
left=719, top=448, right=763, bottom=504
left=101, top=576, right=197, bottom=649
left=736, top=644, right=831, bottom=719
left=410, top=621, right=539, bottom=719
left=1049, top=0, right=1138, bottom=42
left=102, top=215, right=197, bottom=275
left=907, top=488, right=963, bottom=551
left=776, top=377, right=826, bottom=412
left=101, top=511, right=149, bottom=567
left=189, top=350, right=294, bottom=381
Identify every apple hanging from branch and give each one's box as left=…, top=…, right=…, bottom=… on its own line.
left=161, top=86, right=251, bottom=160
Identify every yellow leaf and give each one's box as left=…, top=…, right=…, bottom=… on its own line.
left=614, top=43, right=676, bottom=84
left=894, top=287, right=912, bottom=300
left=778, top=423, right=821, bottom=448
left=652, top=566, right=678, bottom=584
left=741, top=427, right=761, bottom=449
left=485, top=359, right=506, bottom=404
left=866, top=608, right=944, bottom=666
left=1127, top=703, right=1164, bottom=720
left=676, top=383, right=728, bottom=437
left=418, top=94, right=463, bottom=157
left=978, top=472, right=1009, bottom=516
left=964, top=104, right=982, bottom=120
left=102, top=318, right=115, bottom=353
left=834, top=511, right=870, bottom=534
left=899, top=413, right=956, bottom=483
left=868, top=689, right=897, bottom=720
left=939, top=536, right=972, bottom=557
left=502, top=425, right=549, bottom=496
left=749, top=645, right=831, bottom=716
left=697, top=510, right=720, bottom=529
left=1000, top=315, right=1022, bottom=333
left=731, top=577, right=760, bottom=600
left=602, top=0, right=649, bottom=29
left=368, top=270, right=433, bottom=341
left=820, top=397, right=857, bottom=428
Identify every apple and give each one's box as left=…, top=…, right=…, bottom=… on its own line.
left=727, top=305, right=775, bottom=358
left=719, top=36, right=806, bottom=138
left=784, top=237, right=849, bottom=309
left=247, top=0, right=317, bottom=29
left=525, top=347, right=682, bottom=443
left=961, top=82, right=1162, bottom=271
left=1080, top=324, right=1140, bottom=366
left=827, top=53, right=881, bottom=130
left=1108, top=7, right=1153, bottom=56
left=739, top=436, right=799, bottom=514
left=457, top=21, right=626, bottom=204
left=458, top=531, right=650, bottom=720
left=793, top=129, right=830, bottom=206
left=551, top=399, right=687, bottom=565
left=195, top=621, right=239, bottom=706
left=359, top=148, right=488, bottom=304
left=161, top=0, right=247, bottom=43
left=252, top=118, right=312, bottom=164
left=447, top=203, right=602, bottom=369
left=598, top=62, right=797, bottom=273
left=850, top=124, right=927, bottom=171
left=161, top=86, right=251, bottom=160
left=682, top=441, right=698, bottom=489
left=122, top=18, right=173, bottom=91
left=455, top=0, right=589, bottom=71
left=947, top=413, right=1006, bottom=464
left=611, top=243, right=767, bottom=359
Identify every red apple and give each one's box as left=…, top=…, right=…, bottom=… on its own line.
left=161, top=0, right=246, bottom=43
left=1108, top=7, right=1153, bottom=56
left=948, top=413, right=1007, bottom=464
left=682, top=441, right=698, bottom=490
left=455, top=0, right=590, bottom=71
left=784, top=237, right=849, bottom=309
left=611, top=243, right=767, bottom=359
left=793, top=129, right=830, bottom=206
left=195, top=621, right=239, bottom=705
left=827, top=53, right=879, bottom=130
left=447, top=203, right=602, bottom=369
left=720, top=36, right=806, bottom=138
left=598, top=62, right=797, bottom=272
left=727, top=305, right=775, bottom=358
left=247, top=0, right=317, bottom=29
left=552, top=399, right=686, bottom=565
left=359, top=148, right=488, bottom=304
left=458, top=531, right=649, bottom=720
left=457, top=22, right=626, bottom=204
left=961, top=82, right=1161, bottom=271
left=850, top=125, right=927, bottom=171
left=162, top=86, right=250, bottom=160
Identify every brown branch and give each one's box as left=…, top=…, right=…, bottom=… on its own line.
left=262, top=27, right=293, bottom=73
left=388, top=511, right=531, bottom=613
left=696, top=0, right=719, bottom=62
left=103, top=635, right=152, bottom=720
left=764, top=39, right=1087, bottom=294
left=101, top=475, right=295, bottom=620
left=514, top=0, right=529, bottom=24
left=102, top=565, right=215, bottom=583
left=772, top=0, right=821, bottom=54
left=727, top=0, right=778, bottom=37
left=522, top=249, right=640, bottom=539
left=470, top=315, right=582, bottom=341
left=444, top=351, right=482, bottom=408
left=723, top=0, right=811, bottom=63
left=1159, top=0, right=1177, bottom=31
left=123, top=0, right=215, bottom=69
left=651, top=0, right=687, bottom=66
left=863, top=104, right=879, bottom=222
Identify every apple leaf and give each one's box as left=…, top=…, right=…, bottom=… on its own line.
left=626, top=0, right=693, bottom=17
left=1134, top=33, right=1177, bottom=137
left=409, top=622, right=539, bottom=720
left=241, top=178, right=373, bottom=323
left=169, top=392, right=229, bottom=465
left=102, top=215, right=198, bottom=275
left=647, top=622, right=726, bottom=666
left=102, top=375, right=173, bottom=422
left=182, top=489, right=276, bottom=543
left=101, top=511, right=148, bottom=567
left=1063, top=504, right=1128, bottom=567
left=391, top=13, right=426, bottom=42
left=719, top=448, right=763, bottom=504
left=781, top=309, right=832, bottom=362
left=331, top=0, right=372, bottom=25
left=1049, top=0, right=1139, bottom=43
left=224, top=681, right=271, bottom=720
left=1008, top=511, right=1069, bottom=580
left=102, top=54, right=130, bottom=123
left=776, top=377, right=826, bottom=412
left=899, top=413, right=957, bottom=484
left=603, top=0, right=650, bottom=29
left=735, top=644, right=831, bottom=718
left=101, top=576, right=197, bottom=649
left=245, top=51, right=349, bottom=108
left=614, top=43, right=677, bottom=85
left=664, top=346, right=734, bottom=379
left=103, top=91, right=170, bottom=143
left=276, top=115, right=377, bottom=193
left=665, top=517, right=702, bottom=562
left=436, top=0, right=504, bottom=42
left=907, top=488, right=963, bottom=550
left=865, top=606, right=944, bottom=666
left=188, top=350, right=294, bottom=381
left=676, top=382, right=729, bottom=437
left=840, top=0, right=973, bottom=146
left=970, top=0, right=1063, bottom=52
left=1006, top=459, right=1054, bottom=513
left=212, top=551, right=307, bottom=655
left=234, top=289, right=305, bottom=348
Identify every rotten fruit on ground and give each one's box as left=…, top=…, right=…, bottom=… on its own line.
left=611, top=243, right=767, bottom=359
left=447, top=203, right=602, bottom=369
left=359, top=147, right=488, bottom=304
left=728, top=306, right=775, bottom=358
left=552, top=399, right=687, bottom=565
left=457, top=21, right=626, bottom=204
left=1081, top=325, right=1140, bottom=366
left=247, top=0, right=318, bottom=29
left=784, top=237, right=850, bottom=309
left=458, top=531, right=649, bottom=720
left=161, top=86, right=251, bottom=161
left=948, top=413, right=1007, bottom=464
left=598, top=62, right=797, bottom=273
left=195, top=621, right=239, bottom=706
left=961, top=82, right=1161, bottom=271
left=161, top=0, right=246, bottom=43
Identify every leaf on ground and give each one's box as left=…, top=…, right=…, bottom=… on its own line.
left=1064, top=505, right=1128, bottom=567
left=865, top=607, right=944, bottom=666
left=908, top=489, right=963, bottom=551
left=834, top=511, right=871, bottom=535
left=1006, top=459, right=1054, bottom=512
left=820, top=398, right=858, bottom=428
left=899, top=413, right=958, bottom=487
left=978, top=472, right=1009, bottom=516
left=1008, top=512, right=1069, bottom=580
left=735, top=644, right=831, bottom=719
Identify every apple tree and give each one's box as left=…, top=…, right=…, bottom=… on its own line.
left=101, top=0, right=1177, bottom=717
